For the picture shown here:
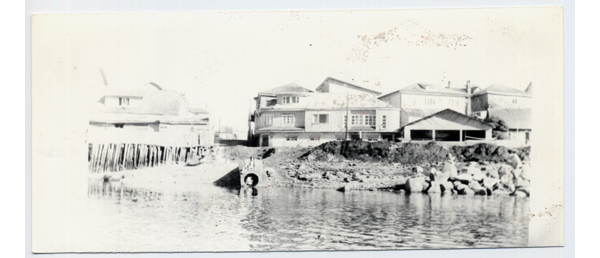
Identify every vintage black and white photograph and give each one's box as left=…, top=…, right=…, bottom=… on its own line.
left=31, top=7, right=564, bottom=253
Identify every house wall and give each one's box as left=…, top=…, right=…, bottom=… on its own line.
left=259, top=132, right=383, bottom=148
left=487, top=94, right=532, bottom=109
left=255, top=96, right=276, bottom=110
left=400, top=93, right=467, bottom=114
left=88, top=123, right=212, bottom=147
left=378, top=92, right=401, bottom=108
left=471, top=94, right=489, bottom=112
left=255, top=110, right=305, bottom=130
left=304, top=109, right=400, bottom=133
left=105, top=96, right=143, bottom=108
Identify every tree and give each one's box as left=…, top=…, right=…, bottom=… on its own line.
left=484, top=116, right=509, bottom=140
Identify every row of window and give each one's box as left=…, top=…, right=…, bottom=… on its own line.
left=262, top=114, right=387, bottom=128
left=284, top=135, right=379, bottom=141
left=281, top=96, right=300, bottom=104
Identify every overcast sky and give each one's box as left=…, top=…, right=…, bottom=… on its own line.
left=34, top=7, right=561, bottom=132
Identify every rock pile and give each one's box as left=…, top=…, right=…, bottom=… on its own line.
left=402, top=154, right=530, bottom=197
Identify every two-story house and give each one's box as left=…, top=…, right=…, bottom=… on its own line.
left=471, top=83, right=532, bottom=144
left=378, top=81, right=475, bottom=128
left=252, top=78, right=400, bottom=147
left=90, top=82, right=213, bottom=147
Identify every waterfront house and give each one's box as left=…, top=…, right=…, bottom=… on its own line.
left=378, top=81, right=475, bottom=128
left=251, top=78, right=400, bottom=147
left=470, top=84, right=532, bottom=144
left=89, top=82, right=213, bottom=147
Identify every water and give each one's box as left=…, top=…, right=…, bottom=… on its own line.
left=86, top=180, right=529, bottom=252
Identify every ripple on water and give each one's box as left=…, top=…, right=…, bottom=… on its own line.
left=85, top=181, right=529, bottom=251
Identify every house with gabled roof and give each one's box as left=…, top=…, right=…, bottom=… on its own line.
left=315, top=77, right=382, bottom=95
left=90, top=82, right=213, bottom=147
left=378, top=81, right=476, bottom=129
left=250, top=78, right=399, bottom=147
left=471, top=84, right=532, bottom=144
left=398, top=109, right=493, bottom=142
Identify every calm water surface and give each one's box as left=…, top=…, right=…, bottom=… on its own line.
left=87, top=180, right=529, bottom=251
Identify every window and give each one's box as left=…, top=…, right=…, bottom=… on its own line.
left=425, top=97, right=436, bottom=106
left=344, top=115, right=348, bottom=128
left=282, top=96, right=299, bottom=104
left=312, top=114, right=329, bottom=124
left=310, top=135, right=320, bottom=141
left=262, top=115, right=273, bottom=125
left=448, top=99, right=459, bottom=106
left=286, top=136, right=298, bottom=141
left=119, top=97, right=130, bottom=106
left=382, top=115, right=387, bottom=129
left=351, top=115, right=363, bottom=125
left=513, top=98, right=518, bottom=104
left=365, top=115, right=376, bottom=126
left=282, top=115, right=295, bottom=124
left=115, top=124, right=124, bottom=128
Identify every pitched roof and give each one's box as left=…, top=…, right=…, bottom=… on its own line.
left=258, top=83, right=313, bottom=96
left=189, top=107, right=209, bottom=115
left=472, top=84, right=530, bottom=97
left=487, top=108, right=532, bottom=129
left=402, top=83, right=468, bottom=96
left=399, top=109, right=493, bottom=131
left=525, top=82, right=533, bottom=94
left=259, top=92, right=397, bottom=111
left=316, top=77, right=382, bottom=95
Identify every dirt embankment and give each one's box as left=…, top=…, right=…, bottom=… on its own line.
left=301, top=141, right=530, bottom=165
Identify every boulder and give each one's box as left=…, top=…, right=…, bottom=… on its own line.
left=441, top=162, right=458, bottom=179
left=456, top=173, right=473, bottom=183
left=459, top=186, right=475, bottom=195
left=426, top=181, right=442, bottom=194
left=405, top=177, right=426, bottom=193
left=440, top=181, right=454, bottom=194
left=469, top=183, right=487, bottom=195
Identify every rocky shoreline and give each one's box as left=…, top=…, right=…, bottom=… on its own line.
left=219, top=141, right=531, bottom=196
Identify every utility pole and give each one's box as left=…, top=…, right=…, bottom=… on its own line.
left=345, top=88, right=349, bottom=141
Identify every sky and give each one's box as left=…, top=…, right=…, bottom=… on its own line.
left=33, top=7, right=561, bottom=132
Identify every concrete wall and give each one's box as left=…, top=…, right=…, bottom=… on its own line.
left=400, top=94, right=467, bottom=114
left=258, top=132, right=386, bottom=148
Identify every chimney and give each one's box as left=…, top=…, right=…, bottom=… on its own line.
left=466, top=80, right=472, bottom=116
left=447, top=81, right=451, bottom=89
left=466, top=80, right=472, bottom=94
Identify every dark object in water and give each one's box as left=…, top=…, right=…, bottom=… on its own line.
left=185, top=156, right=204, bottom=166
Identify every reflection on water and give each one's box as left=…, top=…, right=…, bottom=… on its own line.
left=87, top=181, right=528, bottom=251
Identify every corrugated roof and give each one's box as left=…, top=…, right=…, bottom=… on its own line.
left=487, top=108, right=532, bottom=129
left=258, top=83, right=313, bottom=96
left=472, top=85, right=530, bottom=97
left=399, top=109, right=493, bottom=131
